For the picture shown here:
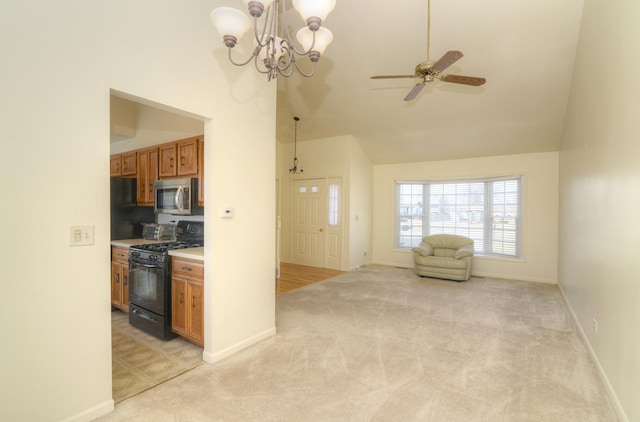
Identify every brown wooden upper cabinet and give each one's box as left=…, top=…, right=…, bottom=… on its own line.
left=197, top=140, right=204, bottom=206
left=111, top=135, right=203, bottom=206
left=110, top=151, right=137, bottom=177
left=178, top=137, right=199, bottom=176
left=120, top=151, right=137, bottom=176
left=110, top=155, right=121, bottom=176
left=159, top=143, right=177, bottom=178
left=137, top=146, right=158, bottom=206
left=159, top=136, right=199, bottom=178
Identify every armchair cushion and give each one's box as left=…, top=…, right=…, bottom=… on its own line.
left=411, top=243, right=433, bottom=257
left=454, top=244, right=475, bottom=259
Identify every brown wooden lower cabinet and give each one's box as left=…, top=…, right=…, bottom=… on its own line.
left=171, top=256, right=204, bottom=347
left=111, top=246, right=130, bottom=313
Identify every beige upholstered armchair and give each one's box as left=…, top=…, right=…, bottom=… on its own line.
left=411, top=234, right=474, bottom=281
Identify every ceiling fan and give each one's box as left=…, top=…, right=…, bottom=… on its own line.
left=370, top=0, right=486, bottom=101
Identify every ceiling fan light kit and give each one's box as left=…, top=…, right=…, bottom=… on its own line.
left=370, top=0, right=486, bottom=101
left=210, top=0, right=336, bottom=80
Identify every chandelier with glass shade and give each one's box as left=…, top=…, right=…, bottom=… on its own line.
left=289, top=116, right=303, bottom=174
left=210, top=0, right=336, bottom=80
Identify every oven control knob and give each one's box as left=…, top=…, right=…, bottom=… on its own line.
left=150, top=255, right=158, bottom=261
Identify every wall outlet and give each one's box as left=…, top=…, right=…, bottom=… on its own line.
left=592, top=318, right=598, bottom=333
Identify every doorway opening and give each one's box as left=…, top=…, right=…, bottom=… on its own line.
left=109, top=90, right=207, bottom=402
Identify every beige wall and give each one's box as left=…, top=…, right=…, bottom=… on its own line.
left=0, top=1, right=275, bottom=421
left=559, top=0, right=639, bottom=420
left=348, top=139, right=374, bottom=270
left=372, top=152, right=559, bottom=283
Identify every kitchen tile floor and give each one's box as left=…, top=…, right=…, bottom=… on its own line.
left=111, top=310, right=204, bottom=403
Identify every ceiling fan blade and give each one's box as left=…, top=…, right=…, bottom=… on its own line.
left=404, top=82, right=426, bottom=101
left=370, top=75, right=417, bottom=79
left=430, top=50, right=464, bottom=73
left=439, top=74, right=486, bottom=86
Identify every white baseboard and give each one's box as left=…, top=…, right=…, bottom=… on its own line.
left=470, top=270, right=557, bottom=284
left=558, top=284, right=628, bottom=422
left=202, top=326, right=277, bottom=364
left=370, top=261, right=558, bottom=284
left=59, top=399, right=114, bottom=422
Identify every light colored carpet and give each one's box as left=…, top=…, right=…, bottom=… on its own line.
left=111, top=311, right=204, bottom=403
left=99, top=265, right=618, bottom=421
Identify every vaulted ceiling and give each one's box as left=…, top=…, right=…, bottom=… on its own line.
left=273, top=0, right=585, bottom=164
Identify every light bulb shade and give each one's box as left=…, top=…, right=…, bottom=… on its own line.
left=292, top=0, right=336, bottom=22
left=210, top=7, right=251, bottom=40
left=296, top=27, right=333, bottom=55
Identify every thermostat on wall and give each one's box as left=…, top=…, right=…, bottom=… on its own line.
left=220, top=208, right=234, bottom=218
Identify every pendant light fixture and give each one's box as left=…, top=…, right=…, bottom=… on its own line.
left=210, top=0, right=336, bottom=81
left=289, top=116, right=303, bottom=174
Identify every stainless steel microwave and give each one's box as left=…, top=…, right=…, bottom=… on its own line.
left=154, top=178, right=202, bottom=215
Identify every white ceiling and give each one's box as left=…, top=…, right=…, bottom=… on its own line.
left=274, top=0, right=585, bottom=164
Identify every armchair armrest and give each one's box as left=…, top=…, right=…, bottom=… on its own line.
left=454, top=244, right=474, bottom=259
left=411, top=243, right=433, bottom=257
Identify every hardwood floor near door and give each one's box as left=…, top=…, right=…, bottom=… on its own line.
left=276, top=263, right=345, bottom=295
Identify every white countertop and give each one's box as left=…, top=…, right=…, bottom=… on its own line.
left=111, top=239, right=204, bottom=261
left=169, top=247, right=204, bottom=261
left=110, top=238, right=163, bottom=248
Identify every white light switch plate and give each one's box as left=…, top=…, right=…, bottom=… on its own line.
left=70, top=225, right=94, bottom=246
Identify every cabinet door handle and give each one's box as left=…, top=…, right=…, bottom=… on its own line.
left=123, top=275, right=127, bottom=286
left=170, top=158, right=174, bottom=167
left=115, top=273, right=120, bottom=283
left=179, top=292, right=183, bottom=304
left=181, top=156, right=185, bottom=166
left=192, top=295, right=196, bottom=308
left=182, top=266, right=192, bottom=272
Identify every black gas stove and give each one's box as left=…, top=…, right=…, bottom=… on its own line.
left=127, top=220, right=204, bottom=340
left=129, top=221, right=204, bottom=264
left=132, top=241, right=204, bottom=253
left=129, top=240, right=204, bottom=263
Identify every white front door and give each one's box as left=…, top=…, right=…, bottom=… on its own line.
left=292, top=179, right=326, bottom=268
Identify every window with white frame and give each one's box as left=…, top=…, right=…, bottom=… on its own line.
left=395, top=177, right=522, bottom=257
left=328, top=183, right=340, bottom=226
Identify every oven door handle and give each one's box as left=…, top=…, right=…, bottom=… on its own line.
left=130, top=262, right=163, bottom=269
left=175, top=186, right=184, bottom=213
